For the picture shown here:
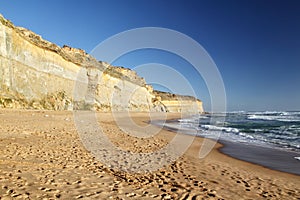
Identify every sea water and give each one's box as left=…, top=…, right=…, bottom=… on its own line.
left=162, top=111, right=300, bottom=174
left=176, top=111, right=300, bottom=153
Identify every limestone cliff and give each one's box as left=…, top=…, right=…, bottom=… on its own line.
left=153, top=91, right=203, bottom=113
left=0, top=14, right=204, bottom=113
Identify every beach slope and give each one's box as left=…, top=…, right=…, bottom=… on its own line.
left=0, top=110, right=299, bottom=199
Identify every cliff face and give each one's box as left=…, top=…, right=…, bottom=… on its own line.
left=0, top=14, right=203, bottom=113
left=153, top=91, right=203, bottom=113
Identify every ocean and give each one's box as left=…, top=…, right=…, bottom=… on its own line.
left=162, top=111, right=300, bottom=175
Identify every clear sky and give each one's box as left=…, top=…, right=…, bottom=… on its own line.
left=1, top=0, right=300, bottom=111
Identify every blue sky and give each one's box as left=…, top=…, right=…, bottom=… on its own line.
left=1, top=0, right=300, bottom=111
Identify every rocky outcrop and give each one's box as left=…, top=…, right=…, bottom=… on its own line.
left=0, top=14, right=203, bottom=113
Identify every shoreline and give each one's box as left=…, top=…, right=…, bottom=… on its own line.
left=157, top=117, right=300, bottom=176
left=219, top=140, right=300, bottom=176
left=0, top=110, right=299, bottom=199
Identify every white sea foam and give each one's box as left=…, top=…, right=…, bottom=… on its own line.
left=247, top=114, right=300, bottom=122
left=250, top=111, right=288, bottom=115
left=238, top=132, right=254, bottom=139
left=294, top=157, right=300, bottom=161
left=178, top=118, right=192, bottom=122
left=201, top=125, right=239, bottom=133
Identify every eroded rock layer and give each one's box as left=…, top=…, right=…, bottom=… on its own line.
left=0, top=14, right=203, bottom=113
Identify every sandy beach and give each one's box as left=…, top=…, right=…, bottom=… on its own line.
left=0, top=109, right=299, bottom=199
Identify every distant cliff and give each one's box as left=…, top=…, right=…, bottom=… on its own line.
left=0, top=14, right=203, bottom=113
left=153, top=91, right=203, bottom=113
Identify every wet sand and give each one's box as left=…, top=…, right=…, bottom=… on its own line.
left=220, top=140, right=300, bottom=176
left=0, top=109, right=299, bottom=199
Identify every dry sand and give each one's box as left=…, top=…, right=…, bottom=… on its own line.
left=0, top=109, right=299, bottom=199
